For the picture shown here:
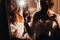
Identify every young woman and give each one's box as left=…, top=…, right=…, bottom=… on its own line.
left=9, top=1, right=25, bottom=40
left=24, top=0, right=60, bottom=40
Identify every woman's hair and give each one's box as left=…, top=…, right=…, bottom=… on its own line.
left=47, top=0, right=54, bottom=9
left=40, top=0, right=54, bottom=9
left=9, top=0, right=17, bottom=24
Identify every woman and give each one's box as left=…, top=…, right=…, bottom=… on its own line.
left=9, top=1, right=26, bottom=40
left=24, top=0, right=60, bottom=40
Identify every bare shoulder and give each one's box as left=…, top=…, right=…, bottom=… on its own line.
left=50, top=10, right=60, bottom=28
left=48, top=9, right=60, bottom=28
left=48, top=9, right=60, bottom=17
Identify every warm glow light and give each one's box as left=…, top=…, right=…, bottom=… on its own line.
left=19, top=0, right=26, bottom=8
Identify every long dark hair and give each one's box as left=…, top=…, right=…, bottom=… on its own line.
left=40, top=0, right=54, bottom=9
left=39, top=0, right=54, bottom=20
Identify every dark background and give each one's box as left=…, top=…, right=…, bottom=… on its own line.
left=0, top=0, right=10, bottom=40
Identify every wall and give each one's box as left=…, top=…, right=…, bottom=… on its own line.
left=53, top=0, right=58, bottom=14
left=58, top=0, right=60, bottom=15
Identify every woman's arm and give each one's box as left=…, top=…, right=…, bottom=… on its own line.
left=24, top=22, right=34, bottom=37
